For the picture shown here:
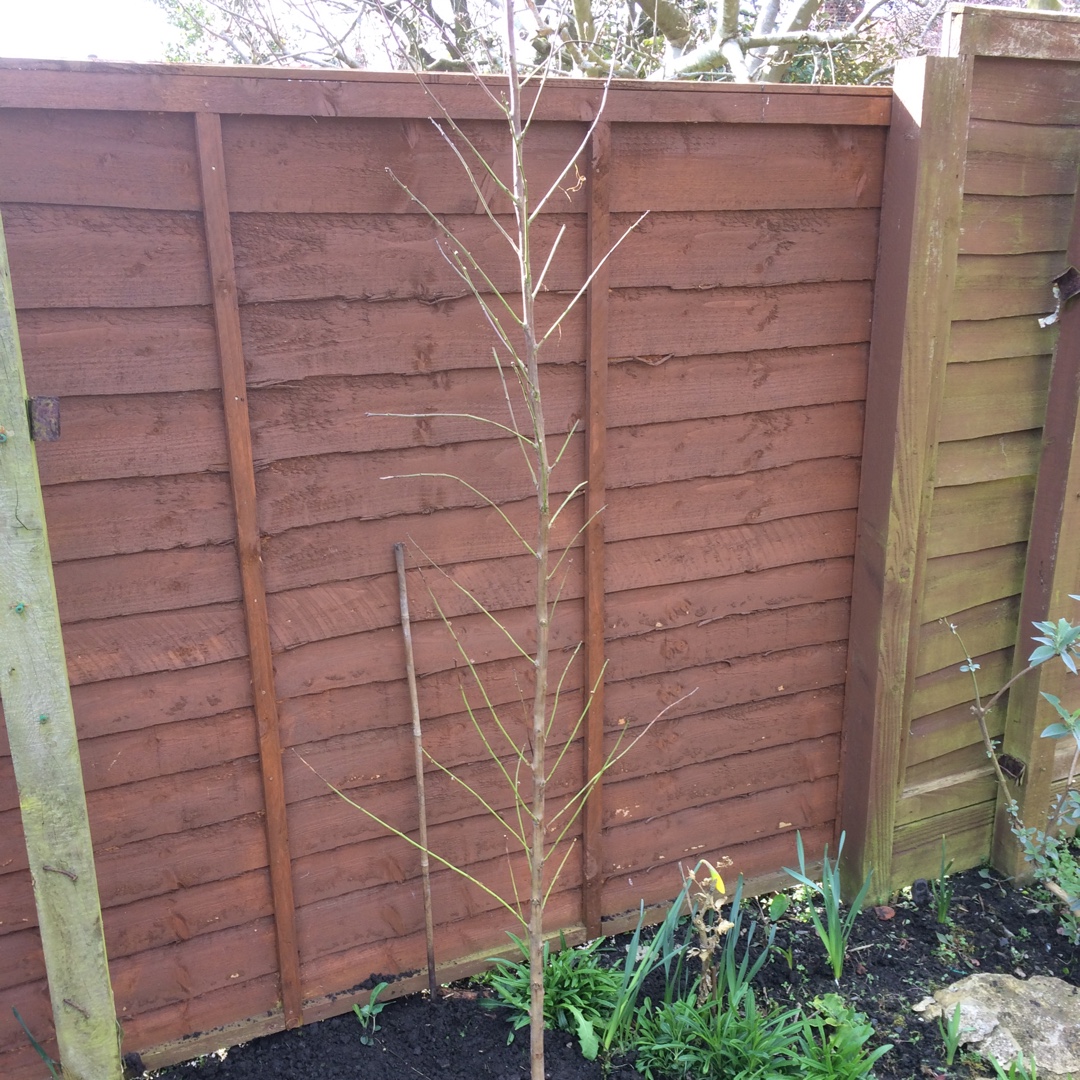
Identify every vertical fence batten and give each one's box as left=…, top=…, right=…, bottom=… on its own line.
left=839, top=54, right=972, bottom=902
left=193, top=111, right=304, bottom=1029
left=582, top=120, right=611, bottom=938
left=992, top=193, right=1080, bottom=878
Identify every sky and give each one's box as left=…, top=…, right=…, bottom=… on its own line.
left=2, top=0, right=173, bottom=63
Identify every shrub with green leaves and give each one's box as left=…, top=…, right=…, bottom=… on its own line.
left=480, top=933, right=622, bottom=1059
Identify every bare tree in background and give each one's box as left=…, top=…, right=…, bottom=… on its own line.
left=154, top=0, right=1080, bottom=81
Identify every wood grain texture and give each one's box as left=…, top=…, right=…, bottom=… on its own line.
left=838, top=55, right=971, bottom=903
left=993, top=186, right=1080, bottom=878
left=958, top=194, right=1073, bottom=255
left=610, top=124, right=885, bottom=211
left=950, top=314, right=1057, bottom=364
left=925, top=475, right=1036, bottom=559
left=915, top=594, right=1020, bottom=678
left=969, top=56, right=1080, bottom=126
left=0, top=109, right=200, bottom=210
left=952, top=251, right=1063, bottom=321
left=17, top=306, right=220, bottom=396
left=948, top=6, right=1080, bottom=64
left=3, top=204, right=210, bottom=309
left=195, top=112, right=302, bottom=1028
left=935, top=430, right=1042, bottom=487
left=0, top=62, right=892, bottom=125
left=965, top=119, right=1080, bottom=198
left=937, top=354, right=1050, bottom=442
left=921, top=543, right=1026, bottom=623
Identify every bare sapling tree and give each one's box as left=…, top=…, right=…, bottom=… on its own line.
left=295, top=11, right=693, bottom=1080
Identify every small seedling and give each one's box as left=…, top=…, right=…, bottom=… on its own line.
left=353, top=981, right=389, bottom=1045
left=783, top=831, right=872, bottom=981
left=929, top=837, right=955, bottom=925
left=938, top=1001, right=964, bottom=1066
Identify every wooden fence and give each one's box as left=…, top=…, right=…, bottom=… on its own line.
left=0, top=5, right=1077, bottom=1077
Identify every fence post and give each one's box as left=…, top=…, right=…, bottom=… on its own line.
left=991, top=197, right=1080, bottom=879
left=0, top=215, right=123, bottom=1078
left=839, top=54, right=972, bottom=903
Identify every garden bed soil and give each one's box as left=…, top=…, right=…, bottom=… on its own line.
left=150, top=868, right=1078, bottom=1080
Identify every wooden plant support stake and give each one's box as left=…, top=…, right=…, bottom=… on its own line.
left=395, top=542, right=437, bottom=999
left=0, top=214, right=124, bottom=1079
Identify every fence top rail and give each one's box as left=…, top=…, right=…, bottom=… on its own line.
left=0, top=59, right=891, bottom=124
left=946, top=3, right=1080, bottom=61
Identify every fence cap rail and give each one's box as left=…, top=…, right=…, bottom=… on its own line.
left=0, top=58, right=890, bottom=124
left=946, top=2, right=1080, bottom=61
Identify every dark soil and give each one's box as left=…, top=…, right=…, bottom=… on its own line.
left=150, top=868, right=1078, bottom=1080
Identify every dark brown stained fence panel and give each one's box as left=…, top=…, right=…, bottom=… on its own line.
left=610, top=124, right=885, bottom=211
left=603, top=782, right=838, bottom=913
left=2, top=706, right=256, bottom=811
left=248, top=368, right=584, bottom=463
left=839, top=53, right=972, bottom=903
left=937, top=355, right=1050, bottom=441
left=61, top=602, right=249, bottom=684
left=958, top=194, right=1074, bottom=254
left=244, top=342, right=862, bottom=440
left=220, top=116, right=589, bottom=216
left=951, top=314, right=1057, bottom=363
left=68, top=659, right=254, bottom=740
left=935, top=430, right=1042, bottom=486
left=968, top=55, right=1080, bottom=125
left=53, top=546, right=242, bottom=624
left=42, top=473, right=237, bottom=562
left=608, top=281, right=873, bottom=357
left=227, top=208, right=877, bottom=306
left=32, top=391, right=229, bottom=485
left=0, top=110, right=201, bottom=211
left=241, top=294, right=585, bottom=384
left=17, top=306, right=221, bottom=396
left=2, top=204, right=211, bottom=309
left=965, top=119, right=1080, bottom=197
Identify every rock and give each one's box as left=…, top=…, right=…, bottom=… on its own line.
left=914, top=973, right=1080, bottom=1079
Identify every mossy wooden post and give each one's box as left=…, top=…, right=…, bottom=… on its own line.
left=0, top=213, right=123, bottom=1079
left=838, top=54, right=972, bottom=904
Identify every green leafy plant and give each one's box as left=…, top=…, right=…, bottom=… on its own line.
left=988, top=1050, right=1040, bottom=1079
left=929, top=837, right=956, bottom=925
left=783, top=831, right=873, bottom=980
left=634, top=988, right=803, bottom=1080
left=937, top=1001, right=964, bottom=1067
left=353, top=981, right=389, bottom=1045
left=791, top=994, right=892, bottom=1080
left=950, top=611, right=1080, bottom=940
left=12, top=1008, right=61, bottom=1079
left=599, top=874, right=697, bottom=1056
left=481, top=933, right=622, bottom=1059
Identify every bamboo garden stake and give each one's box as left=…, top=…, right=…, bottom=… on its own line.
left=394, top=541, right=438, bottom=1000
left=0, top=215, right=123, bottom=1078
